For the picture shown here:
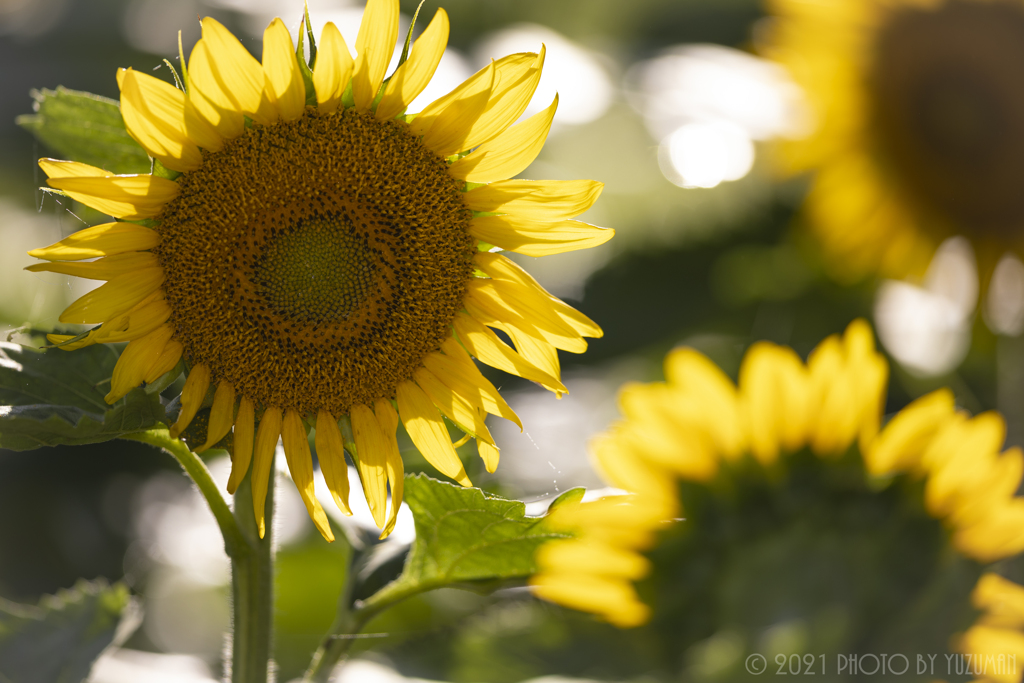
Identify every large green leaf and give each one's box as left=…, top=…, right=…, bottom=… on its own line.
left=371, top=475, right=581, bottom=601
left=0, top=579, right=141, bottom=683
left=16, top=87, right=151, bottom=174
left=0, top=342, right=165, bottom=450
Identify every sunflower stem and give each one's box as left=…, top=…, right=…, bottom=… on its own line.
left=304, top=576, right=436, bottom=682
left=230, top=466, right=276, bottom=683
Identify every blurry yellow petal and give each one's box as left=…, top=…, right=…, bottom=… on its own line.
left=465, top=178, right=603, bottom=221
left=374, top=398, right=404, bottom=538
left=449, top=95, right=557, bottom=183
left=664, top=347, right=745, bottom=458
left=478, top=439, right=499, bottom=473
left=537, top=538, right=650, bottom=580
left=313, top=22, right=353, bottom=114
left=58, top=268, right=165, bottom=325
left=530, top=572, right=650, bottom=628
left=118, top=68, right=202, bottom=171
left=866, top=389, right=955, bottom=476
left=26, top=252, right=159, bottom=280
left=104, top=325, right=174, bottom=403
left=470, top=215, right=614, bottom=257
left=956, top=624, right=1024, bottom=683
left=197, top=382, right=235, bottom=453
left=351, top=403, right=390, bottom=529
left=263, top=18, right=306, bottom=121
left=252, top=406, right=282, bottom=538
left=28, top=222, right=160, bottom=261
left=590, top=430, right=680, bottom=502
left=739, top=342, right=810, bottom=465
left=453, top=312, right=566, bottom=394
left=170, top=363, right=211, bottom=439
left=228, top=396, right=255, bottom=494
left=396, top=380, right=471, bottom=485
left=143, top=339, right=182, bottom=384
left=315, top=410, right=352, bottom=515
left=413, top=366, right=493, bottom=444
left=352, top=0, right=400, bottom=111
left=974, top=573, right=1024, bottom=629
left=46, top=174, right=179, bottom=220
left=283, top=409, right=334, bottom=542
left=376, top=8, right=449, bottom=120
left=428, top=339, right=521, bottom=429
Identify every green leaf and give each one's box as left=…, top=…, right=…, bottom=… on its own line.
left=0, top=342, right=166, bottom=451
left=0, top=579, right=141, bottom=683
left=16, top=87, right=151, bottom=174
left=369, top=475, right=579, bottom=603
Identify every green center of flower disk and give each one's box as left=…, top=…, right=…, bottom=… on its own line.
left=869, top=0, right=1024, bottom=234
left=640, top=449, right=980, bottom=675
left=254, top=216, right=374, bottom=321
left=152, top=108, right=475, bottom=414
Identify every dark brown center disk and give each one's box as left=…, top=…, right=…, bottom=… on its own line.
left=154, top=108, right=475, bottom=414
left=869, top=0, right=1024, bottom=237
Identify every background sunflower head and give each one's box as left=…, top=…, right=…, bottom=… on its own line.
left=534, top=321, right=1024, bottom=680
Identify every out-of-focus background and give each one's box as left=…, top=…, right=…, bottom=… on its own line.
left=0, top=0, right=1017, bottom=681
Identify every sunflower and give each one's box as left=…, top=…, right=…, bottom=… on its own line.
left=532, top=321, right=1024, bottom=679
left=762, top=0, right=1024, bottom=285
left=28, top=0, right=611, bottom=542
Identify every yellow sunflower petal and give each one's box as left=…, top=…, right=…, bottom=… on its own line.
left=469, top=215, right=614, bottom=257
left=170, top=363, right=211, bottom=439
left=252, top=406, right=282, bottom=538
left=37, top=159, right=112, bottom=180
left=468, top=278, right=586, bottom=351
left=143, top=340, right=182, bottom=384
left=92, top=294, right=172, bottom=345
left=427, top=339, right=522, bottom=429
left=283, top=409, right=335, bottom=542
left=478, top=439, right=499, bottom=473
left=197, top=381, right=235, bottom=453
left=457, top=49, right=544, bottom=151
left=664, top=347, right=745, bottom=458
left=313, top=22, right=354, bottom=114
left=373, top=398, right=404, bottom=538
left=263, top=18, right=306, bottom=122
left=453, top=312, right=566, bottom=394
left=228, top=396, right=255, bottom=494
left=104, top=325, right=174, bottom=403
left=186, top=40, right=245, bottom=140
left=448, top=94, right=558, bottom=183
left=974, top=573, right=1024, bottom=629
left=315, top=410, right=352, bottom=516
left=198, top=17, right=266, bottom=116
left=537, top=538, right=650, bottom=580
left=376, top=8, right=449, bottom=120
left=26, top=252, right=159, bottom=280
left=396, top=380, right=471, bottom=486
left=117, top=68, right=202, bottom=172
left=413, top=366, right=493, bottom=444
left=28, top=222, right=160, bottom=261
left=739, top=342, right=811, bottom=466
left=350, top=403, right=391, bottom=529
left=46, top=175, right=179, bottom=220
left=58, top=267, right=165, bottom=325
left=352, top=0, right=400, bottom=111
left=956, top=624, right=1024, bottom=683
left=464, top=179, right=604, bottom=221
left=416, top=63, right=495, bottom=157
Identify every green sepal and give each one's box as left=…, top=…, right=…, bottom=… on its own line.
left=162, top=58, right=186, bottom=92
left=0, top=579, right=141, bottom=683
left=0, top=341, right=166, bottom=450
left=303, top=1, right=318, bottom=69
left=152, top=159, right=180, bottom=180
left=16, top=87, right=151, bottom=174
left=296, top=17, right=318, bottom=107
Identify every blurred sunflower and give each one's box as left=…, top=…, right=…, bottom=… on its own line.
left=533, top=321, right=1024, bottom=679
left=762, top=0, right=1024, bottom=286
left=28, top=0, right=611, bottom=541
